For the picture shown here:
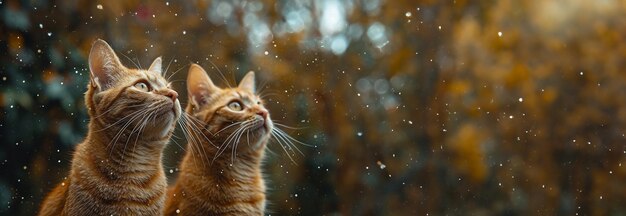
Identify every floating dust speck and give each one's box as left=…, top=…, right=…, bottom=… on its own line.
left=377, top=161, right=386, bottom=169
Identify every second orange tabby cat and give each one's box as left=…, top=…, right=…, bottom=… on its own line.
left=164, top=64, right=272, bottom=215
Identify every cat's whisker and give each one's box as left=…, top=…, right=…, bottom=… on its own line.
left=171, top=133, right=182, bottom=139
left=264, top=145, right=278, bottom=156
left=270, top=130, right=297, bottom=164
left=273, top=122, right=308, bottom=130
left=119, top=52, right=142, bottom=70
left=258, top=93, right=279, bottom=100
left=273, top=128, right=304, bottom=156
left=167, top=79, right=187, bottom=84
left=169, top=136, right=186, bottom=152
left=94, top=107, right=150, bottom=132
left=184, top=115, right=212, bottom=169
left=256, top=87, right=279, bottom=99
left=131, top=108, right=160, bottom=156
left=107, top=105, right=160, bottom=157
left=177, top=118, right=204, bottom=168
left=206, top=59, right=232, bottom=88
left=164, top=57, right=175, bottom=78
left=92, top=103, right=146, bottom=120
left=179, top=114, right=217, bottom=168
left=183, top=113, right=215, bottom=137
left=178, top=116, right=209, bottom=169
left=110, top=106, right=154, bottom=160
left=269, top=124, right=312, bottom=164
left=176, top=120, right=198, bottom=164
left=246, top=130, right=251, bottom=148
left=213, top=120, right=254, bottom=164
left=256, top=79, right=270, bottom=95
left=166, top=64, right=187, bottom=82
left=271, top=129, right=296, bottom=154
left=274, top=127, right=312, bottom=147
left=229, top=123, right=251, bottom=163
left=214, top=121, right=243, bottom=135
left=107, top=109, right=151, bottom=158
left=108, top=110, right=149, bottom=147
left=214, top=127, right=242, bottom=164
left=125, top=111, right=154, bottom=161
left=231, top=123, right=253, bottom=163
left=134, top=56, right=143, bottom=69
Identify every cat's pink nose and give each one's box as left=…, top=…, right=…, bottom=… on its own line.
left=257, top=110, right=268, bottom=120
left=161, top=89, right=178, bottom=101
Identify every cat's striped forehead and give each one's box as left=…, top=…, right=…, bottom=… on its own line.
left=201, top=88, right=261, bottom=110
left=229, top=90, right=256, bottom=104
left=128, top=69, right=169, bottom=88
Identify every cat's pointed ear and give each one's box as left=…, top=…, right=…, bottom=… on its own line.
left=89, top=39, right=124, bottom=91
left=187, top=64, right=219, bottom=108
left=148, top=56, right=163, bottom=74
left=238, top=71, right=256, bottom=93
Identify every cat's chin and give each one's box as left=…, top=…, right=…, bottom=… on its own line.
left=172, top=99, right=182, bottom=119
left=155, top=100, right=181, bottom=127
left=244, top=124, right=272, bottom=149
left=143, top=111, right=177, bottom=139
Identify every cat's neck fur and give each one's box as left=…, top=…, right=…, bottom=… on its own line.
left=81, top=120, right=167, bottom=175
left=164, top=137, right=267, bottom=215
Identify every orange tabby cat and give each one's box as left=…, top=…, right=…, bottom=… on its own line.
left=38, top=39, right=181, bottom=216
left=164, top=64, right=272, bottom=215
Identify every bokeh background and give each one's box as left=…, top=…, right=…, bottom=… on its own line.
left=2, top=0, right=626, bottom=215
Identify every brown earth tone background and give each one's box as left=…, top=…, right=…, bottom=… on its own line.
left=1, top=0, right=626, bottom=215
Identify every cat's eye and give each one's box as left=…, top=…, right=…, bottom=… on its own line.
left=134, top=82, right=151, bottom=92
left=228, top=101, right=243, bottom=111
left=257, top=101, right=261, bottom=105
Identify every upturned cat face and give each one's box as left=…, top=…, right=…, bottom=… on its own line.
left=87, top=39, right=181, bottom=140
left=186, top=64, right=272, bottom=156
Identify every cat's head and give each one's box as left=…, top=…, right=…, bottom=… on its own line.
left=86, top=39, right=181, bottom=139
left=186, top=64, right=272, bottom=156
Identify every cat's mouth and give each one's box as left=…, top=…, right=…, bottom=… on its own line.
left=164, top=99, right=182, bottom=121
left=151, top=101, right=180, bottom=127
left=250, top=120, right=265, bottom=131
left=248, top=115, right=269, bottom=132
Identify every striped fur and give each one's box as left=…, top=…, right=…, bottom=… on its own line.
left=165, top=64, right=271, bottom=215
left=39, top=39, right=181, bottom=216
